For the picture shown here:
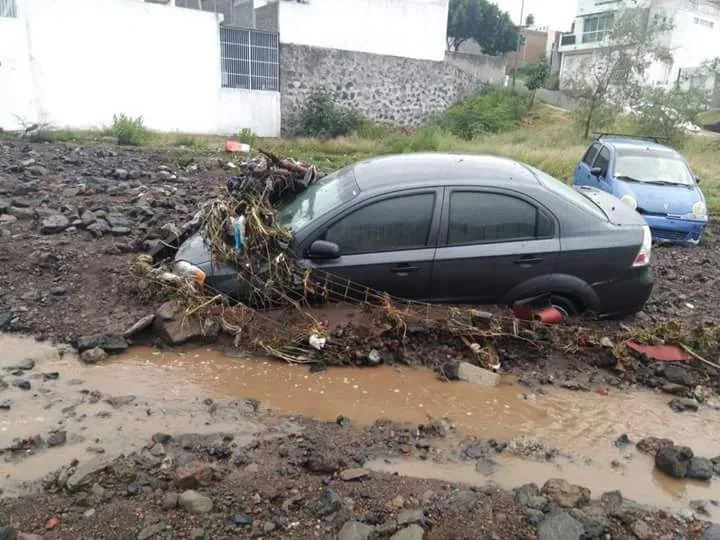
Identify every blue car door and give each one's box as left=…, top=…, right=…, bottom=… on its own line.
left=591, top=146, right=612, bottom=193
left=574, top=143, right=601, bottom=187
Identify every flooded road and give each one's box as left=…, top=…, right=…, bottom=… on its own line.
left=2, top=334, right=719, bottom=518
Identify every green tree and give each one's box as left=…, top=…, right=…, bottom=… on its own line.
left=633, top=87, right=711, bottom=146
left=525, top=55, right=551, bottom=106
left=564, top=5, right=673, bottom=138
left=447, top=0, right=520, bottom=55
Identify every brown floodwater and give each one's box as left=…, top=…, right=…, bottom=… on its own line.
left=1, top=334, right=719, bottom=517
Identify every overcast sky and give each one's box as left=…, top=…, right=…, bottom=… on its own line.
left=493, top=0, right=578, bottom=31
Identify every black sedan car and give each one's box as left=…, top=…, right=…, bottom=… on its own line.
left=174, top=153, right=653, bottom=318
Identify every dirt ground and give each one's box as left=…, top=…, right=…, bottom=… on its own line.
left=1, top=140, right=719, bottom=539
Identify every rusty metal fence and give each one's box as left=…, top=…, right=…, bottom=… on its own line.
left=0, top=0, right=16, bottom=18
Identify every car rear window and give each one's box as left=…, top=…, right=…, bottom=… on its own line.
left=529, top=166, right=608, bottom=221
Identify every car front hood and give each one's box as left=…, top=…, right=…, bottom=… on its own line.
left=614, top=179, right=702, bottom=215
left=175, top=232, right=213, bottom=265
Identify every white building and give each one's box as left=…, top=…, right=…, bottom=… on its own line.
left=0, top=0, right=450, bottom=135
left=558, top=0, right=720, bottom=90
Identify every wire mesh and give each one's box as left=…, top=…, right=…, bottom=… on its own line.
left=0, top=0, right=16, bottom=18
left=220, top=26, right=279, bottom=91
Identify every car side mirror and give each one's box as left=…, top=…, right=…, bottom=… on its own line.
left=590, top=166, right=604, bottom=178
left=308, top=240, right=340, bottom=260
left=695, top=174, right=701, bottom=184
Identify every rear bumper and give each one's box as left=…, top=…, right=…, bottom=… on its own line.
left=593, top=265, right=653, bottom=318
left=642, top=215, right=708, bottom=245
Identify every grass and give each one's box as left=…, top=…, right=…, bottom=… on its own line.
left=697, top=110, right=720, bottom=126
left=3, top=104, right=718, bottom=213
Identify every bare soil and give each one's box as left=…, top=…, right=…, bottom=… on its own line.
left=1, top=140, right=719, bottom=539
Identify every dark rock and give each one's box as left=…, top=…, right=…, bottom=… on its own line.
left=16, top=359, right=35, bottom=370
left=669, top=398, right=699, bottom=412
left=581, top=520, right=609, bottom=539
left=397, top=508, right=426, bottom=527
left=687, top=457, right=714, bottom=481
left=664, top=364, right=695, bottom=386
left=336, top=415, right=351, bottom=428
left=0, top=313, right=11, bottom=330
left=538, top=512, right=584, bottom=540
left=123, top=315, right=155, bottom=338
left=104, top=395, right=136, bottom=408
left=11, top=380, right=31, bottom=390
left=0, top=400, right=11, bottom=410
left=655, top=445, right=694, bottom=478
left=76, top=334, right=128, bottom=353
left=232, top=514, right=253, bottom=526
left=614, top=434, right=631, bottom=448
left=80, top=210, right=96, bottom=226
left=153, top=301, right=220, bottom=345
left=311, top=488, right=342, bottom=517
left=110, top=226, right=131, bottom=236
left=0, top=198, right=9, bottom=214
left=113, top=169, right=129, bottom=180
left=152, top=432, right=172, bottom=445
left=26, top=165, right=47, bottom=177
left=440, top=362, right=459, bottom=380
left=661, top=383, right=688, bottom=396
left=0, top=525, right=18, bottom=540
left=40, top=214, right=69, bottom=234
left=87, top=220, right=110, bottom=237
left=637, top=437, right=674, bottom=455
left=389, top=525, right=424, bottom=540
left=43, top=372, right=59, bottom=380
left=524, top=508, right=545, bottom=526
left=47, top=430, right=67, bottom=447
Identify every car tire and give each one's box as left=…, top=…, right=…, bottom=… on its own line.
left=548, top=294, right=580, bottom=317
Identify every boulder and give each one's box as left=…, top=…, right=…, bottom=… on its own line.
left=40, top=214, right=69, bottom=234
left=456, top=362, right=500, bottom=387
left=153, top=301, right=220, bottom=346
left=636, top=437, right=674, bottom=455
left=541, top=479, right=590, bottom=508
left=655, top=445, right=694, bottom=478
left=76, top=334, right=128, bottom=354
left=664, top=364, right=695, bottom=387
left=687, top=457, right=714, bottom=481
left=178, top=490, right=213, bottom=514
left=669, top=398, right=699, bottom=412
left=80, top=347, right=108, bottom=364
left=538, top=512, right=584, bottom=540
left=338, top=521, right=374, bottom=540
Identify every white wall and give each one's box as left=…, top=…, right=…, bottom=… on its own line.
left=277, top=0, right=449, bottom=61
left=0, top=0, right=281, bottom=136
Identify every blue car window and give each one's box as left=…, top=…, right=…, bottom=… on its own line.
left=614, top=149, right=695, bottom=186
left=582, top=143, right=601, bottom=166
left=594, top=147, right=611, bottom=173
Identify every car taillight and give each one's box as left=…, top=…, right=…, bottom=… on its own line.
left=173, top=261, right=206, bottom=285
left=632, top=226, right=652, bottom=267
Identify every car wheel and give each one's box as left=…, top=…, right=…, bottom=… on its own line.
left=548, top=294, right=580, bottom=317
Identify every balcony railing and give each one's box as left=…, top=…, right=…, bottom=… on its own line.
left=560, top=33, right=576, bottom=46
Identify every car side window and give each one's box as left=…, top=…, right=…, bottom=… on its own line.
left=594, top=146, right=611, bottom=173
left=447, top=191, right=542, bottom=245
left=325, top=193, right=435, bottom=254
left=582, top=143, right=601, bottom=166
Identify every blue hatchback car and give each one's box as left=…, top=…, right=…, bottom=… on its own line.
left=573, top=135, right=708, bottom=245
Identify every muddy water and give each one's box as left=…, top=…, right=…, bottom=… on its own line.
left=2, top=335, right=719, bottom=517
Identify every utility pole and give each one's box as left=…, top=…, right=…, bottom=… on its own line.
left=512, top=0, right=525, bottom=89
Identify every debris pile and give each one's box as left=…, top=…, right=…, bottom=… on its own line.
left=132, top=152, right=720, bottom=382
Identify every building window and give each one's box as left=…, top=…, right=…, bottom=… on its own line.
left=0, top=0, right=16, bottom=17
left=220, top=26, right=279, bottom=91
left=582, top=13, right=614, bottom=43
left=694, top=16, right=714, bottom=28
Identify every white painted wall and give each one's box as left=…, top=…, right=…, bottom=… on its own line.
left=0, top=0, right=281, bottom=136
left=277, top=0, right=449, bottom=61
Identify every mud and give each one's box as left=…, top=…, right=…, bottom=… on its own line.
left=2, top=334, right=719, bottom=523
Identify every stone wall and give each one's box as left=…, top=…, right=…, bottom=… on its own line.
left=280, top=44, right=506, bottom=135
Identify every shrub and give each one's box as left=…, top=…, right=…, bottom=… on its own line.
left=237, top=128, right=257, bottom=147
left=297, top=88, right=363, bottom=139
left=440, top=88, right=529, bottom=140
left=112, top=113, right=149, bottom=146
left=356, top=119, right=395, bottom=140
left=28, top=129, right=77, bottom=143
left=173, top=134, right=203, bottom=147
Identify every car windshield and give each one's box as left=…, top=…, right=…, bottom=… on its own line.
left=530, top=166, right=608, bottom=220
left=276, top=166, right=360, bottom=233
left=614, top=149, right=695, bottom=186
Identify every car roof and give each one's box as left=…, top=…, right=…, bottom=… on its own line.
left=599, top=137, right=680, bottom=156
left=350, top=153, right=540, bottom=191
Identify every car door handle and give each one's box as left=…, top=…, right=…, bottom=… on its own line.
left=391, top=264, right=420, bottom=274
left=514, top=256, right=544, bottom=265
